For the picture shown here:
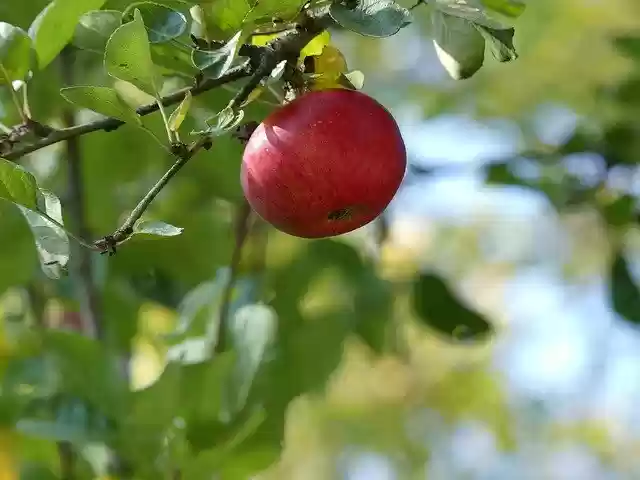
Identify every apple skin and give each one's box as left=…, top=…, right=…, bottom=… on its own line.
left=240, top=88, right=407, bottom=238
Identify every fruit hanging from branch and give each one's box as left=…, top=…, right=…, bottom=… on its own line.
left=240, top=88, right=407, bottom=238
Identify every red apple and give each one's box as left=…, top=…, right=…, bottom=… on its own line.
left=240, top=88, right=407, bottom=238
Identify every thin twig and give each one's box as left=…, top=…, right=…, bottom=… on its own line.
left=215, top=201, right=252, bottom=355
left=94, top=136, right=212, bottom=253
left=3, top=64, right=252, bottom=161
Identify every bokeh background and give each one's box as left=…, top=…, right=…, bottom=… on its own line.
left=2, top=0, right=640, bottom=478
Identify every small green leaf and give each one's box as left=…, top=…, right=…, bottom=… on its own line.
left=330, top=0, right=412, bottom=38
left=17, top=190, right=70, bottom=280
left=228, top=303, right=277, bottom=413
left=193, top=1, right=251, bottom=39
left=432, top=10, right=485, bottom=80
left=0, top=22, right=32, bottom=86
left=73, top=10, right=122, bottom=54
left=133, top=219, right=184, bottom=236
left=168, top=91, right=192, bottom=131
left=245, top=0, right=307, bottom=23
left=28, top=0, right=107, bottom=69
left=104, top=9, right=158, bottom=95
left=192, top=30, right=243, bottom=79
left=123, top=2, right=188, bottom=44
left=0, top=158, right=39, bottom=210
left=476, top=25, right=517, bottom=62
left=165, top=270, right=229, bottom=347
left=195, top=106, right=245, bottom=136
left=412, top=272, right=493, bottom=341
left=610, top=251, right=640, bottom=326
left=60, top=86, right=142, bottom=125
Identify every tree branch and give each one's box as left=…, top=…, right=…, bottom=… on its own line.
left=61, top=46, right=102, bottom=339
left=215, top=200, right=252, bottom=355
left=94, top=135, right=212, bottom=253
left=3, top=64, right=252, bottom=161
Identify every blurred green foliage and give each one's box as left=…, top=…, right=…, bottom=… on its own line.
left=0, top=0, right=639, bottom=479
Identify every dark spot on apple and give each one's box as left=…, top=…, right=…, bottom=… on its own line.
left=327, top=207, right=353, bottom=221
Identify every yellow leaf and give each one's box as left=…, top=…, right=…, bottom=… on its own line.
left=300, top=30, right=331, bottom=60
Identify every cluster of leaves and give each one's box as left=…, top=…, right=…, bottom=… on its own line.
left=0, top=0, right=527, bottom=477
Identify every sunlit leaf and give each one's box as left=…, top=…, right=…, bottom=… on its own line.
left=104, top=9, right=158, bottom=95
left=330, top=0, right=413, bottom=38
left=28, top=0, right=107, bottom=69
left=168, top=91, right=192, bottom=131
left=245, top=0, right=307, bottom=23
left=432, top=10, right=485, bottom=80
left=476, top=25, right=518, bottom=62
left=60, top=86, right=142, bottom=125
left=0, top=158, right=39, bottom=210
left=0, top=22, right=32, bottom=85
left=133, top=219, right=184, bottom=237
left=17, top=190, right=69, bottom=280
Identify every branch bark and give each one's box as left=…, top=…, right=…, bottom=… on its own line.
left=3, top=64, right=252, bottom=161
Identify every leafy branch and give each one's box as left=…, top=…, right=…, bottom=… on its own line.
left=2, top=65, right=251, bottom=161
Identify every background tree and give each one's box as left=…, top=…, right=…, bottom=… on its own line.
left=1, top=0, right=640, bottom=479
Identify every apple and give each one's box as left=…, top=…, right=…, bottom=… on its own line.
left=240, top=88, right=407, bottom=238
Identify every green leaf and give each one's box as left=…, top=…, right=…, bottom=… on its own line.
left=73, top=10, right=123, bottom=54
left=610, top=251, right=640, bottom=326
left=434, top=0, right=511, bottom=28
left=412, top=272, right=493, bottom=341
left=0, top=158, right=39, bottom=210
left=123, top=2, right=188, bottom=44
left=0, top=160, right=71, bottom=279
left=60, top=86, right=142, bottom=125
left=192, top=30, right=243, bottom=79
left=28, top=0, right=107, bottom=69
left=168, top=91, right=192, bottom=131
left=16, top=398, right=111, bottom=444
left=133, top=219, right=184, bottom=236
left=476, top=25, right=517, bottom=62
left=183, top=408, right=272, bottom=479
left=0, top=22, right=32, bottom=86
left=330, top=0, right=413, bottom=38
left=17, top=190, right=70, bottom=280
left=165, top=270, right=229, bottom=348
left=180, top=351, right=237, bottom=426
left=480, top=0, right=526, bottom=18
left=432, top=10, right=485, bottom=80
left=41, top=330, right=129, bottom=418
left=228, top=303, right=277, bottom=413
left=193, top=1, right=251, bottom=39
left=104, top=9, right=158, bottom=96
left=245, top=0, right=307, bottom=23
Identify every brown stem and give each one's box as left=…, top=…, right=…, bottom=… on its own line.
left=3, top=64, right=252, bottom=161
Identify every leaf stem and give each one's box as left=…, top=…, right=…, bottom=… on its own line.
left=156, top=96, right=175, bottom=143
